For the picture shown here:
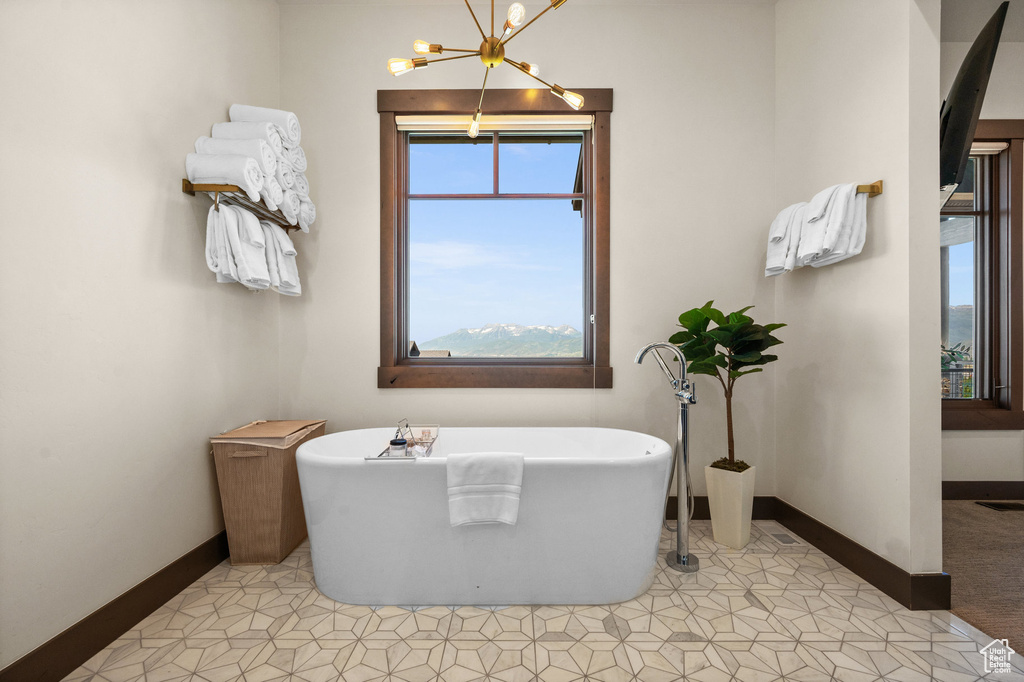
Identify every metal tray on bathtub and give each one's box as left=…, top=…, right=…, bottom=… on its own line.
left=365, top=423, right=438, bottom=460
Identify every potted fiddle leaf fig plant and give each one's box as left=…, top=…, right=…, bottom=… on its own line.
left=669, top=301, right=785, bottom=549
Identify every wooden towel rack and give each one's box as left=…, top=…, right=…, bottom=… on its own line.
left=856, top=180, right=883, bottom=197
left=182, top=179, right=298, bottom=232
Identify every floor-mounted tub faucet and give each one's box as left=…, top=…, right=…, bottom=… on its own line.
left=635, top=342, right=700, bottom=573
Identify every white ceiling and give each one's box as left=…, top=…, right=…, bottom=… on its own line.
left=942, top=0, right=1024, bottom=42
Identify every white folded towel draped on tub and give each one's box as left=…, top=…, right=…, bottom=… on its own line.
left=446, top=452, right=525, bottom=527
left=194, top=136, right=276, bottom=176
left=185, top=152, right=263, bottom=202
left=211, top=120, right=284, bottom=156
left=229, top=103, right=301, bottom=147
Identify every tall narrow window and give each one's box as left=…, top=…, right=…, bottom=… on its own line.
left=378, top=89, right=613, bottom=389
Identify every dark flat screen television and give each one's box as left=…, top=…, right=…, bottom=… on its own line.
left=939, top=1, right=1008, bottom=207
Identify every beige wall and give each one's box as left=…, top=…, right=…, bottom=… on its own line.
left=939, top=39, right=1024, bottom=480
left=0, top=0, right=281, bottom=668
left=773, top=0, right=943, bottom=573
left=276, top=2, right=779, bottom=495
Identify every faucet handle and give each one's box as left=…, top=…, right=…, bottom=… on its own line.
left=680, top=378, right=697, bottom=404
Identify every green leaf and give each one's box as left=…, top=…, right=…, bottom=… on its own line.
left=730, top=368, right=764, bottom=378
left=763, top=323, right=787, bottom=333
left=668, top=331, right=692, bottom=345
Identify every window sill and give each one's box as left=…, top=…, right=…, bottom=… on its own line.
left=377, top=365, right=613, bottom=389
left=942, top=401, right=1024, bottom=429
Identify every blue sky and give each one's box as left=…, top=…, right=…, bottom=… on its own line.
left=947, top=241, right=973, bottom=307
left=407, top=135, right=584, bottom=343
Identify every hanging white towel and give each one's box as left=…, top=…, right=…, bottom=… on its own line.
left=194, top=136, right=276, bottom=176
left=205, top=205, right=238, bottom=283
left=261, top=221, right=301, bottom=295
left=229, top=104, right=301, bottom=146
left=222, top=206, right=270, bottom=290
left=260, top=222, right=282, bottom=289
left=446, top=452, right=524, bottom=527
left=259, top=174, right=283, bottom=212
left=212, top=121, right=283, bottom=156
left=765, top=202, right=805, bottom=277
left=286, top=145, right=307, bottom=172
left=811, top=192, right=868, bottom=267
left=280, top=189, right=301, bottom=226
left=819, top=184, right=858, bottom=256
left=795, top=185, right=843, bottom=266
left=298, top=199, right=316, bottom=232
left=185, top=153, right=263, bottom=202
left=293, top=172, right=309, bottom=199
left=783, top=204, right=808, bottom=273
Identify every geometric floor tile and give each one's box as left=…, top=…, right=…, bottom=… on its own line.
left=63, top=521, right=1024, bottom=682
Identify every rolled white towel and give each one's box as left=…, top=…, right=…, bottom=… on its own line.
left=223, top=206, right=270, bottom=290
left=293, top=172, right=309, bottom=198
left=260, top=222, right=281, bottom=289
left=280, top=189, right=300, bottom=226
left=185, top=152, right=263, bottom=202
left=229, top=104, right=301, bottom=146
left=298, top=198, right=316, bottom=233
left=275, top=160, right=295, bottom=190
left=260, top=174, right=283, bottom=212
left=194, top=136, right=276, bottom=176
left=212, top=121, right=283, bottom=156
left=765, top=202, right=805, bottom=277
left=286, top=145, right=307, bottom=172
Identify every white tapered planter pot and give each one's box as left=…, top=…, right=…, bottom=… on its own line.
left=705, top=465, right=756, bottom=549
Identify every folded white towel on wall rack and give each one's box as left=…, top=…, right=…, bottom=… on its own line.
left=765, top=202, right=805, bottom=277
left=185, top=152, right=263, bottom=202
left=222, top=206, right=270, bottom=290
left=194, top=136, right=277, bottom=176
left=261, top=221, right=301, bottom=296
left=796, top=184, right=842, bottom=266
left=811, top=191, right=868, bottom=267
left=211, top=121, right=283, bottom=156
left=229, top=104, right=301, bottom=147
left=446, top=452, right=524, bottom=527
left=205, top=205, right=238, bottom=283
left=783, top=204, right=808, bottom=273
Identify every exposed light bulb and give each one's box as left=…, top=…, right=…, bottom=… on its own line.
left=524, top=62, right=540, bottom=77
left=507, top=3, right=526, bottom=27
left=468, top=111, right=482, bottom=138
left=388, top=58, right=415, bottom=76
left=413, top=40, right=432, bottom=54
left=561, top=90, right=584, bottom=110
left=551, top=84, right=584, bottom=110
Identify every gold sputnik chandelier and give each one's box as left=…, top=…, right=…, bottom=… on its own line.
left=387, top=0, right=583, bottom=137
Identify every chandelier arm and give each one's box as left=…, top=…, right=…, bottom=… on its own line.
left=476, top=66, right=491, bottom=114
left=464, top=0, right=487, bottom=40
left=440, top=48, right=485, bottom=53
left=424, top=53, right=483, bottom=65
left=500, top=4, right=554, bottom=47
left=507, top=59, right=554, bottom=89
left=491, top=0, right=495, bottom=37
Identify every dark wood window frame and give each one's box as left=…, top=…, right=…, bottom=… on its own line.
left=942, top=120, right=1024, bottom=429
left=377, top=88, right=613, bottom=389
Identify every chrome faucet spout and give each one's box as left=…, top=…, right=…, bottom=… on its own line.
left=634, top=341, right=685, bottom=390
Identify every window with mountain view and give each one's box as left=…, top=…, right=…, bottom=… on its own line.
left=408, top=133, right=585, bottom=359
left=377, top=89, right=612, bottom=389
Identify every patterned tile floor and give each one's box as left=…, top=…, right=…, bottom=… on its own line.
left=65, top=521, right=1024, bottom=681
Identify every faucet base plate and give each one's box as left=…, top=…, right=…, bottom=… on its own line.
left=666, top=551, right=700, bottom=573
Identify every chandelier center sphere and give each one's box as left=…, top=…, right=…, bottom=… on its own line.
left=479, top=37, right=505, bottom=68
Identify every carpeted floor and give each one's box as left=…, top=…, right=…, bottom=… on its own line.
left=943, top=499, right=1024, bottom=653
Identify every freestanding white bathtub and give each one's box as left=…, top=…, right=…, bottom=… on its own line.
left=296, top=427, right=672, bottom=606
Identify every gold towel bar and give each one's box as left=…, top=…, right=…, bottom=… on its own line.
left=856, top=180, right=883, bottom=197
left=182, top=179, right=298, bottom=232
